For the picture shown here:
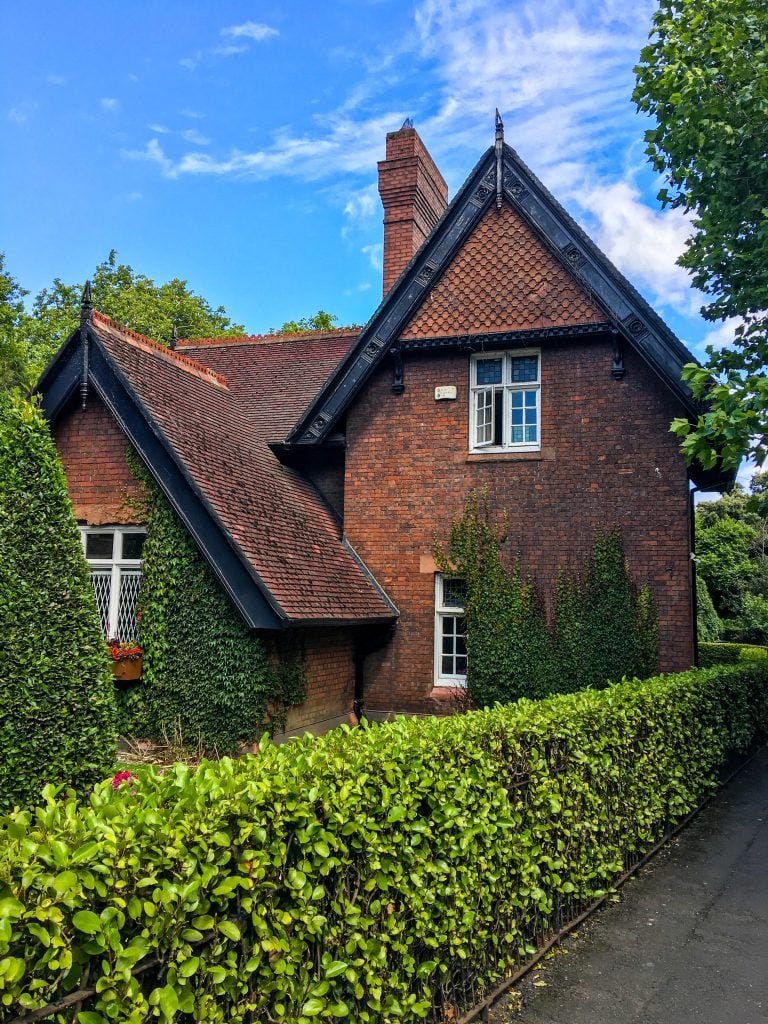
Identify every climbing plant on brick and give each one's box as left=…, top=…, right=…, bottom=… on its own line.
left=0, top=392, right=116, bottom=811
left=119, top=458, right=304, bottom=752
left=436, top=489, right=658, bottom=707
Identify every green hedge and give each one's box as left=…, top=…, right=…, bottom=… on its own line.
left=698, top=641, right=768, bottom=666
left=0, top=393, right=116, bottom=812
left=1, top=664, right=766, bottom=1023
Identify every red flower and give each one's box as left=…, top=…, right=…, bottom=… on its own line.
left=111, top=770, right=133, bottom=790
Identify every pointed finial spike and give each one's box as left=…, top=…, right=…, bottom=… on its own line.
left=401, top=116, right=413, bottom=130
left=494, top=110, right=504, bottom=209
left=170, top=322, right=178, bottom=351
left=80, top=280, right=93, bottom=332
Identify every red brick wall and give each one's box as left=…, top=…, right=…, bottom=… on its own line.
left=280, top=629, right=356, bottom=735
left=343, top=341, right=694, bottom=715
left=53, top=395, right=145, bottom=524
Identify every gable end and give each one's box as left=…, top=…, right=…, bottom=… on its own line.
left=40, top=328, right=286, bottom=630
left=289, top=142, right=704, bottom=448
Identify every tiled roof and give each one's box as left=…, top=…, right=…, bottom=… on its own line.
left=402, top=203, right=605, bottom=338
left=178, top=331, right=356, bottom=442
left=90, top=313, right=394, bottom=624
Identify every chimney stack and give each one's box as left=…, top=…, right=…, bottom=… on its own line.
left=377, top=124, right=448, bottom=295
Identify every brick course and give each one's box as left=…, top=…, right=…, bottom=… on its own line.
left=279, top=629, right=356, bottom=736
left=53, top=395, right=145, bottom=524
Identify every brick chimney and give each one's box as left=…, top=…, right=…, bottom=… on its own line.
left=378, top=126, right=448, bottom=295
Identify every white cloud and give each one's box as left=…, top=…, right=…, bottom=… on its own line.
left=101, top=97, right=120, bottom=113
left=179, top=51, right=203, bottom=70
left=181, top=109, right=205, bottom=119
left=221, top=21, right=278, bottom=42
left=700, top=319, right=745, bottom=352
left=149, top=123, right=170, bottom=134
left=181, top=129, right=210, bottom=146
left=344, top=185, right=377, bottom=223
left=361, top=243, right=382, bottom=271
left=122, top=138, right=175, bottom=176
left=575, top=176, right=699, bottom=315
left=213, top=44, right=248, bottom=58
left=122, top=112, right=403, bottom=181
left=8, top=103, right=36, bottom=124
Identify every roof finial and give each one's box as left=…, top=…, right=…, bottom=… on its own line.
left=494, top=109, right=504, bottom=210
left=170, top=322, right=178, bottom=351
left=401, top=116, right=413, bottom=130
left=80, top=280, right=93, bottom=324
left=79, top=281, right=93, bottom=411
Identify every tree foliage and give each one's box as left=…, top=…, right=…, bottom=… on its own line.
left=0, top=392, right=116, bottom=810
left=634, top=0, right=768, bottom=470
left=1, top=251, right=246, bottom=389
left=696, top=472, right=768, bottom=641
left=268, top=310, right=339, bottom=334
left=25, top=250, right=245, bottom=376
left=0, top=254, right=30, bottom=392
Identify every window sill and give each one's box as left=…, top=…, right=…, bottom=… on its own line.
left=466, top=447, right=553, bottom=463
left=430, top=683, right=467, bottom=697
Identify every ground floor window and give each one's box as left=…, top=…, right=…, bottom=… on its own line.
left=80, top=526, right=146, bottom=640
left=435, top=574, right=467, bottom=685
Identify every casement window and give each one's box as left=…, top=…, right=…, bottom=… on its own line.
left=434, top=575, right=467, bottom=686
left=470, top=350, right=540, bottom=452
left=80, top=527, right=146, bottom=640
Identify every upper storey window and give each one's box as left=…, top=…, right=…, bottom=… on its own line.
left=470, top=350, right=540, bottom=453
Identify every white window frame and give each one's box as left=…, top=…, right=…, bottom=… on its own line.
left=469, top=349, right=541, bottom=453
left=80, top=526, right=145, bottom=640
left=434, top=574, right=468, bottom=687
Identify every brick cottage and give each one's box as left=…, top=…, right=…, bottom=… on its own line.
left=37, top=119, right=730, bottom=735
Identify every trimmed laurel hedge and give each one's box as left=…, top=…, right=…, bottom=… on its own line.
left=699, top=641, right=768, bottom=666
left=1, top=664, right=767, bottom=1023
left=0, top=393, right=116, bottom=812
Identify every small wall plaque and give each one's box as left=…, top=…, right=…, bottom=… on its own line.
left=435, top=385, right=457, bottom=401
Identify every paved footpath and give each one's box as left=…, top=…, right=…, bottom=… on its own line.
left=493, top=747, right=768, bottom=1024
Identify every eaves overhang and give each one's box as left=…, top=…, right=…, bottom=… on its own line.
left=37, top=325, right=286, bottom=631
left=288, top=142, right=705, bottom=447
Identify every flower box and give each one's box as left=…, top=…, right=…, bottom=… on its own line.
left=111, top=657, right=142, bottom=681
left=107, top=640, right=143, bottom=682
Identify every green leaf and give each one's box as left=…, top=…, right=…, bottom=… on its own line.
left=301, top=997, right=326, bottom=1016
left=72, top=910, right=101, bottom=935
left=0, top=897, right=24, bottom=920
left=158, top=984, right=179, bottom=1019
left=217, top=920, right=241, bottom=941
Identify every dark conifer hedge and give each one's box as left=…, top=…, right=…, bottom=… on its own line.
left=0, top=392, right=116, bottom=810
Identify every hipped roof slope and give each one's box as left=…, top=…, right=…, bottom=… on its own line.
left=178, top=330, right=357, bottom=442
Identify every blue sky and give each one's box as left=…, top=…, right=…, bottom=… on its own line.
left=2, top=0, right=730, bottom=358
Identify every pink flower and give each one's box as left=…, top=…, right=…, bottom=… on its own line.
left=112, top=770, right=133, bottom=790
